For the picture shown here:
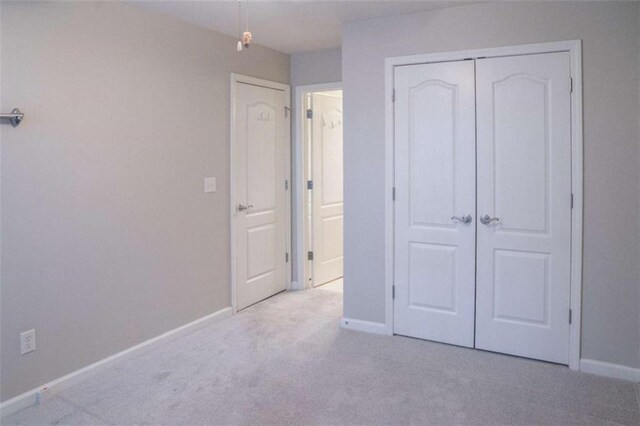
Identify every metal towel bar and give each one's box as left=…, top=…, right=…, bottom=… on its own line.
left=0, top=108, right=24, bottom=127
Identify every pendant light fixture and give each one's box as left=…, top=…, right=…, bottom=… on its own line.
left=237, top=0, right=252, bottom=52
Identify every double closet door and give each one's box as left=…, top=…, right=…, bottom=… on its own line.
left=393, top=52, right=572, bottom=365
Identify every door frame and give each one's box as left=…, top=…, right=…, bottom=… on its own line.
left=384, top=40, right=583, bottom=369
left=230, top=73, right=291, bottom=313
left=293, top=82, right=342, bottom=290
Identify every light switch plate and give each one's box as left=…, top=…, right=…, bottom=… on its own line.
left=204, top=177, right=216, bottom=193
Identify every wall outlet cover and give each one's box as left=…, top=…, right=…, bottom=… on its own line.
left=20, top=329, right=36, bottom=354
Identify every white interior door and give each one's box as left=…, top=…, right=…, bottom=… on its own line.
left=393, top=61, right=477, bottom=347
left=310, top=92, right=344, bottom=286
left=475, top=52, right=572, bottom=364
left=234, top=82, right=287, bottom=311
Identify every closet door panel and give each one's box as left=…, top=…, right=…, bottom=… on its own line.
left=393, top=61, right=476, bottom=347
left=475, top=52, right=572, bottom=364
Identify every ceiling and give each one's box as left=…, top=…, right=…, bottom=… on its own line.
left=131, top=1, right=476, bottom=54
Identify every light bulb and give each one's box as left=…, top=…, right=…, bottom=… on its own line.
left=242, top=31, right=252, bottom=48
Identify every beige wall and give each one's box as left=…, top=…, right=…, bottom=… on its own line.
left=0, top=1, right=289, bottom=401
left=291, top=48, right=342, bottom=88
left=342, top=1, right=640, bottom=369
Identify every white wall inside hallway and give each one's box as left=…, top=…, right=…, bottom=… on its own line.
left=290, top=48, right=343, bottom=286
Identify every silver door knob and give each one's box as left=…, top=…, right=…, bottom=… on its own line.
left=237, top=204, right=253, bottom=212
left=480, top=214, right=500, bottom=225
left=451, top=214, right=473, bottom=224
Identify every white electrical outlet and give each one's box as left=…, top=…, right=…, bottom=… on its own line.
left=20, top=329, right=36, bottom=354
left=204, top=177, right=216, bottom=193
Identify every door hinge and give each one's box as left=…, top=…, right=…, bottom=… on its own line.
left=392, top=89, right=396, bottom=102
left=392, top=187, right=396, bottom=201
left=569, top=308, right=572, bottom=324
left=307, top=251, right=314, bottom=261
left=285, top=179, right=289, bottom=190
left=306, top=109, right=313, bottom=119
left=571, top=193, right=574, bottom=209
left=285, top=106, right=290, bottom=118
left=569, top=77, right=573, bottom=93
left=392, top=285, right=395, bottom=299
left=286, top=252, right=289, bottom=262
left=307, top=180, right=314, bottom=190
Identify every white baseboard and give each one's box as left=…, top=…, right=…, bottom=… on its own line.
left=340, top=317, right=389, bottom=335
left=580, top=358, right=640, bottom=382
left=0, top=307, right=232, bottom=418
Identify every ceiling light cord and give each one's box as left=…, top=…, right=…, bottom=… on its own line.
left=237, top=0, right=243, bottom=52
left=237, top=0, right=252, bottom=52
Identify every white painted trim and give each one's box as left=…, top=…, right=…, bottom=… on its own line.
left=230, top=74, right=238, bottom=313
left=384, top=40, right=584, bottom=368
left=230, top=74, right=292, bottom=313
left=340, top=317, right=389, bottom=335
left=384, top=52, right=395, bottom=337
left=384, top=40, right=582, bottom=69
left=580, top=359, right=640, bottom=382
left=567, top=41, right=584, bottom=371
left=293, top=82, right=342, bottom=291
left=0, top=307, right=232, bottom=418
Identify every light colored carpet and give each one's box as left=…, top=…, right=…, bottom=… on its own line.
left=4, top=282, right=639, bottom=425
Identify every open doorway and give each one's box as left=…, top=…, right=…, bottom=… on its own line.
left=294, top=83, right=343, bottom=292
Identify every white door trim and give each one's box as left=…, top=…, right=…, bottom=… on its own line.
left=384, top=40, right=583, bottom=369
left=230, top=73, right=291, bottom=313
left=293, top=82, right=342, bottom=291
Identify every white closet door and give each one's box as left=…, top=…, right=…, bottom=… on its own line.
left=393, top=61, right=476, bottom=347
left=311, top=93, right=344, bottom=286
left=235, top=82, right=287, bottom=311
left=475, top=52, right=572, bottom=364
